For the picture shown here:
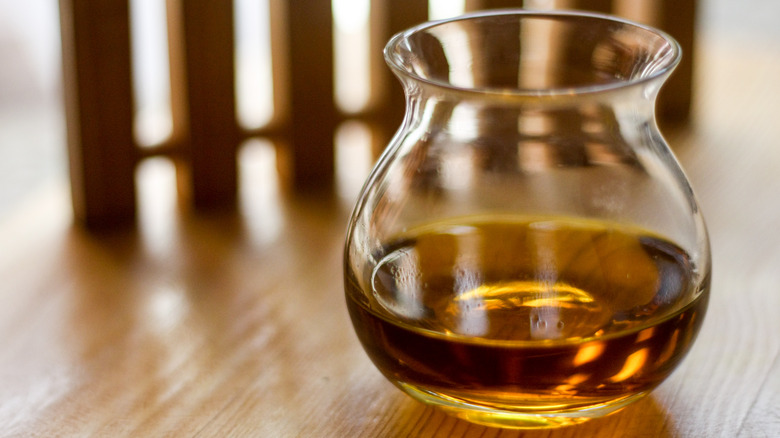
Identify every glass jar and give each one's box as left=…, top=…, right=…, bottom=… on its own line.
left=344, top=10, right=710, bottom=429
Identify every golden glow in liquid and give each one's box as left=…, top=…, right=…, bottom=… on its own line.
left=346, top=216, right=708, bottom=428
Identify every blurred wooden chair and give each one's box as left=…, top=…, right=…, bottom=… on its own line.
left=59, top=0, right=696, bottom=229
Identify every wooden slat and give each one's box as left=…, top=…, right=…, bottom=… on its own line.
left=469, top=0, right=524, bottom=9
left=562, top=0, right=696, bottom=123
left=461, top=0, right=696, bottom=126
left=168, top=0, right=240, bottom=210
left=58, top=0, right=137, bottom=229
left=568, top=0, right=613, bottom=13
left=470, top=5, right=524, bottom=171
left=267, top=0, right=289, bottom=131
left=164, top=0, right=189, bottom=155
left=284, top=0, right=337, bottom=191
left=657, top=0, right=696, bottom=124
left=59, top=0, right=695, bottom=227
left=369, top=0, right=429, bottom=155
left=472, top=0, right=612, bottom=11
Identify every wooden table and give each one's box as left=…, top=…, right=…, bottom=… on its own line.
left=2, top=33, right=779, bottom=438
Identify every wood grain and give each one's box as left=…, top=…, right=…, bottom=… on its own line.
left=2, top=16, right=780, bottom=438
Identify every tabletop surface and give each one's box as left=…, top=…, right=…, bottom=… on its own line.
left=2, top=20, right=780, bottom=438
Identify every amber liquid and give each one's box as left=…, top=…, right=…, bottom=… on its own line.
left=346, top=216, right=708, bottom=425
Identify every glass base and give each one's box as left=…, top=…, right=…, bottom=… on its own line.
left=398, top=382, right=649, bottom=429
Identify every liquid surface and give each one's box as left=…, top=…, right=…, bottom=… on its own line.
left=346, top=216, right=708, bottom=421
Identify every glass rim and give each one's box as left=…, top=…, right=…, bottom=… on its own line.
left=384, top=9, right=682, bottom=98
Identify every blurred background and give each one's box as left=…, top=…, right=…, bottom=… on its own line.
left=0, top=0, right=778, bottom=222
left=0, top=3, right=778, bottom=434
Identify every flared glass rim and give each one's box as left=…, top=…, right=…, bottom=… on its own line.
left=384, top=9, right=682, bottom=98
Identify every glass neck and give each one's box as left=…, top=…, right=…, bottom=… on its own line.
left=387, top=11, right=679, bottom=100
left=401, top=76, right=666, bottom=147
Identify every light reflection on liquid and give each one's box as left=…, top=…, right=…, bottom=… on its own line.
left=573, top=342, right=606, bottom=367
left=610, top=348, right=650, bottom=383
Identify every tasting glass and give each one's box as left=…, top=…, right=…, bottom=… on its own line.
left=344, top=10, right=710, bottom=429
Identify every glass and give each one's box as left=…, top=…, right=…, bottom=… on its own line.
left=344, top=10, right=710, bottom=429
